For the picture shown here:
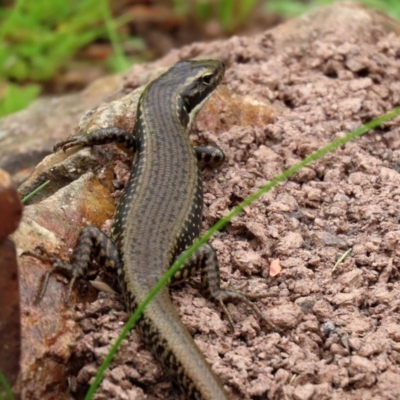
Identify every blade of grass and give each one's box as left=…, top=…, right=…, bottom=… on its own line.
left=219, top=0, right=234, bottom=32
left=332, top=248, right=352, bottom=272
left=21, top=180, right=50, bottom=204
left=100, top=0, right=130, bottom=72
left=85, top=106, right=400, bottom=399
left=0, top=369, right=15, bottom=400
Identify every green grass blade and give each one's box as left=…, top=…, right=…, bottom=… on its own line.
left=100, top=0, right=130, bottom=72
left=219, top=0, right=233, bottom=32
left=85, top=106, right=400, bottom=399
left=0, top=369, right=15, bottom=400
left=21, top=180, right=50, bottom=204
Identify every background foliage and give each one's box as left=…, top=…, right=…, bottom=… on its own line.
left=0, top=0, right=399, bottom=116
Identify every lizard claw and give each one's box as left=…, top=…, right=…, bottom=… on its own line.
left=53, top=135, right=89, bottom=152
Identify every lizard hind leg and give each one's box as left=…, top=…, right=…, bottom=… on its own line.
left=170, top=243, right=279, bottom=332
left=28, top=226, right=121, bottom=302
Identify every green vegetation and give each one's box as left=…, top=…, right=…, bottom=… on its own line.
left=0, top=368, right=15, bottom=400
left=0, top=83, right=40, bottom=117
left=265, top=0, right=400, bottom=20
left=1, top=0, right=104, bottom=82
left=1, top=0, right=400, bottom=117
left=173, top=0, right=259, bottom=33
left=0, top=0, right=132, bottom=117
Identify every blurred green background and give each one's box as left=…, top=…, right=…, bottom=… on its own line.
left=0, top=0, right=399, bottom=117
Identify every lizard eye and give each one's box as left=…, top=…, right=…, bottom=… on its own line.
left=202, top=73, right=213, bottom=86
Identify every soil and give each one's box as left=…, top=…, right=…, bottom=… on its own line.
left=66, top=5, right=400, bottom=400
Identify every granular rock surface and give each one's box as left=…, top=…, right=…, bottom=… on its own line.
left=21, top=3, right=400, bottom=400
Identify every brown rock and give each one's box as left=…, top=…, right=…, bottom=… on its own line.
left=0, top=168, right=22, bottom=242
left=0, top=169, right=22, bottom=397
left=13, top=173, right=115, bottom=399
left=0, top=74, right=124, bottom=185
left=0, top=239, right=21, bottom=396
